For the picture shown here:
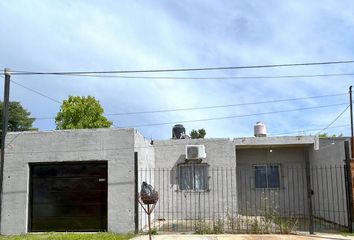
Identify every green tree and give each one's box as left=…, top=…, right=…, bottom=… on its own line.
left=198, top=128, right=206, bottom=138
left=0, top=101, right=36, bottom=131
left=0, top=101, right=36, bottom=146
left=318, top=133, right=343, bottom=138
left=55, top=96, right=112, bottom=130
left=190, top=129, right=199, bottom=139
left=190, top=128, right=206, bottom=139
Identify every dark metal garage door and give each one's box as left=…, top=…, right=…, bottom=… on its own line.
left=29, top=162, right=107, bottom=232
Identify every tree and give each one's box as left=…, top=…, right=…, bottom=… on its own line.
left=318, top=133, right=343, bottom=138
left=55, top=96, right=112, bottom=130
left=0, top=101, right=36, bottom=131
left=0, top=101, right=36, bottom=146
left=190, top=128, right=206, bottom=139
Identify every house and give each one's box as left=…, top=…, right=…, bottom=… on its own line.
left=1, top=125, right=352, bottom=234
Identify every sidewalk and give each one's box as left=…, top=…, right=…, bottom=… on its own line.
left=132, top=233, right=354, bottom=240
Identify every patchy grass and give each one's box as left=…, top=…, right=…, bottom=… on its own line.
left=341, top=231, right=354, bottom=237
left=0, top=232, right=133, bottom=240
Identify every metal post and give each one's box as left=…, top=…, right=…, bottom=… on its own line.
left=345, top=141, right=354, bottom=232
left=147, top=204, right=151, bottom=240
left=0, top=68, right=10, bottom=233
left=304, top=147, right=314, bottom=234
left=134, top=152, right=139, bottom=234
left=349, top=86, right=353, bottom=158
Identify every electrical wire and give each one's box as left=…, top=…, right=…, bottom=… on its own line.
left=11, top=80, right=61, bottom=104
left=32, top=72, right=354, bottom=80
left=317, top=105, right=350, bottom=135
left=10, top=79, right=347, bottom=117
left=3, top=61, right=353, bottom=150
left=5, top=63, right=353, bottom=134
left=269, top=124, right=350, bottom=136
left=33, top=102, right=347, bottom=121
left=4, top=131, right=24, bottom=149
left=7, top=77, right=351, bottom=133
left=10, top=60, right=354, bottom=75
left=9, top=80, right=120, bottom=128
left=121, top=102, right=348, bottom=128
left=105, top=93, right=347, bottom=116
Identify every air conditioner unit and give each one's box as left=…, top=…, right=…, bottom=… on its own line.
left=185, top=145, right=206, bottom=160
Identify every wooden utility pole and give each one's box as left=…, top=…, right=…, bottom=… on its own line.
left=0, top=68, right=11, bottom=232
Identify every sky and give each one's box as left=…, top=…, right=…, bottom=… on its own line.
left=0, top=0, right=354, bottom=140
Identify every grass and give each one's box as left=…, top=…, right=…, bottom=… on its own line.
left=0, top=232, right=134, bottom=240
left=340, top=230, right=354, bottom=237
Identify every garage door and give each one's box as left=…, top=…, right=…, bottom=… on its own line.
left=29, top=162, right=107, bottom=232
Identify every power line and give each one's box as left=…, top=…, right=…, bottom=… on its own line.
left=121, top=102, right=348, bottom=128
left=269, top=124, right=350, bottom=136
left=10, top=60, right=354, bottom=75
left=10, top=80, right=347, bottom=116
left=105, top=93, right=346, bottom=116
left=8, top=70, right=354, bottom=81
left=36, top=72, right=354, bottom=80
left=6, top=69, right=352, bottom=132
left=8, top=78, right=352, bottom=133
left=317, top=105, right=350, bottom=135
left=10, top=80, right=61, bottom=104
left=9, top=80, right=123, bottom=128
left=33, top=102, right=348, bottom=121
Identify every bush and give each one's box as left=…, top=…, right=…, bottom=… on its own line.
left=194, top=220, right=212, bottom=234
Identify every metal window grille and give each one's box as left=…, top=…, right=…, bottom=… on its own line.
left=254, top=164, right=280, bottom=188
left=179, top=163, right=208, bottom=191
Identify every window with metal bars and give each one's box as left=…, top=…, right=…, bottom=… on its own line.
left=179, top=163, right=208, bottom=191
left=254, top=164, right=280, bottom=188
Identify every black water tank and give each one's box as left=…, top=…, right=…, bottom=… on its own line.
left=172, top=124, right=185, bottom=139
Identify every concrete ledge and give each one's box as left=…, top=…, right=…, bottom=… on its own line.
left=234, top=136, right=318, bottom=150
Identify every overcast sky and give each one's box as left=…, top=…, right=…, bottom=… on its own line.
left=0, top=0, right=353, bottom=139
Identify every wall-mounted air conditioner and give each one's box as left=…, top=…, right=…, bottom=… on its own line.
left=185, top=145, right=206, bottom=160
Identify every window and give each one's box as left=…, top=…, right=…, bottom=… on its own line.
left=179, top=164, right=208, bottom=191
left=254, top=165, right=280, bottom=188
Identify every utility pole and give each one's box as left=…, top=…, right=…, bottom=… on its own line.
left=0, top=68, right=11, bottom=233
left=350, top=86, right=353, bottom=158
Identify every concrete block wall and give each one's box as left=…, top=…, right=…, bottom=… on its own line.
left=1, top=128, right=136, bottom=235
